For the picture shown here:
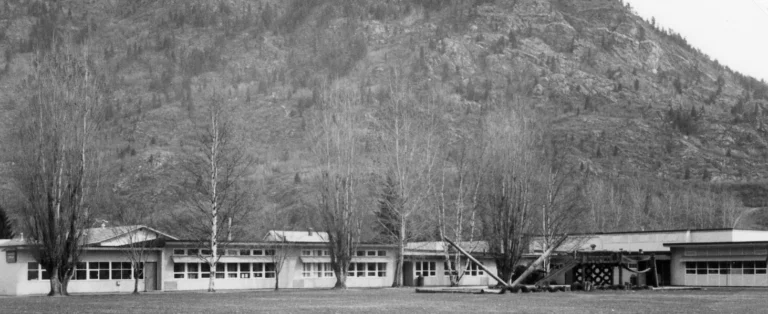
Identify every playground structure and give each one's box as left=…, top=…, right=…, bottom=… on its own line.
left=423, top=237, right=663, bottom=294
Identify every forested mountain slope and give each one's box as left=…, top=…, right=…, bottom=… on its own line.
left=1, top=0, right=768, bottom=239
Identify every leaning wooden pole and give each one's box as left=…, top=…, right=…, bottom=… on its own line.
left=509, top=236, right=568, bottom=288
left=443, top=237, right=509, bottom=287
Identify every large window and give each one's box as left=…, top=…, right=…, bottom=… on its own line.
left=27, top=262, right=49, bottom=281
left=443, top=261, right=484, bottom=277
left=684, top=261, right=767, bottom=275
left=89, top=262, right=111, bottom=280
left=174, top=263, right=275, bottom=279
left=111, top=262, right=133, bottom=280
left=414, top=261, right=435, bottom=277
left=347, top=263, right=386, bottom=277
left=28, top=261, right=141, bottom=281
left=303, top=263, right=333, bottom=278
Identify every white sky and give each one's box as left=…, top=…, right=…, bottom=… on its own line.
left=625, top=0, right=768, bottom=82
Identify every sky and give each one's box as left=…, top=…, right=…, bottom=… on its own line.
left=625, top=0, right=768, bottom=82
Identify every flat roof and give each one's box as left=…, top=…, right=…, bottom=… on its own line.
left=558, top=228, right=768, bottom=237
left=663, top=241, right=768, bottom=247
left=165, top=240, right=396, bottom=248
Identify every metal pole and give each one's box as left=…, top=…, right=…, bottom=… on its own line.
left=443, top=237, right=509, bottom=287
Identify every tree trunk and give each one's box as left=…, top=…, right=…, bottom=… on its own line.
left=334, top=269, right=348, bottom=289
left=274, top=272, right=279, bottom=291
left=133, top=277, right=139, bottom=294
left=208, top=263, right=216, bottom=292
left=48, top=268, right=65, bottom=296
left=392, top=216, right=406, bottom=287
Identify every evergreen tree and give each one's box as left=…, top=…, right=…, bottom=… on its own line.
left=0, top=205, right=13, bottom=239
left=375, top=176, right=402, bottom=240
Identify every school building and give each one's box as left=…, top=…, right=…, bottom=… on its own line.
left=5, top=226, right=768, bottom=295
left=526, top=228, right=768, bottom=287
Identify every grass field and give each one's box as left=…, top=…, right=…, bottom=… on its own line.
left=1, top=287, right=767, bottom=313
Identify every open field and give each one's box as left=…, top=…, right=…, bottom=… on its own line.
left=1, top=288, right=768, bottom=313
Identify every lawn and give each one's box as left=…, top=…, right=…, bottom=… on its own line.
left=1, top=287, right=767, bottom=313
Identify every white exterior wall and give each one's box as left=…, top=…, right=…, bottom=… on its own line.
left=732, top=230, right=768, bottom=242
left=531, top=229, right=768, bottom=254
left=0, top=249, right=23, bottom=295
left=416, top=257, right=498, bottom=287
left=0, top=249, right=159, bottom=296
left=671, top=245, right=768, bottom=287
left=161, top=246, right=397, bottom=291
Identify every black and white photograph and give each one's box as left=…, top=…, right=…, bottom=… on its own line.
left=1, top=0, right=768, bottom=313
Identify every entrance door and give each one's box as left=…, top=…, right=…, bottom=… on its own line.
left=403, top=262, right=414, bottom=286
left=657, top=261, right=671, bottom=286
left=144, top=262, right=157, bottom=291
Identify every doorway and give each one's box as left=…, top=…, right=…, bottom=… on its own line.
left=144, top=262, right=157, bottom=291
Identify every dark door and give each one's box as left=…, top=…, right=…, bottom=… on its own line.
left=144, top=262, right=157, bottom=291
left=403, top=262, right=414, bottom=286
left=657, top=260, right=671, bottom=286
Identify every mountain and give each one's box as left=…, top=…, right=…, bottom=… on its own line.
left=1, top=0, right=768, bottom=238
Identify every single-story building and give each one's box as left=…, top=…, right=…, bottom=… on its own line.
left=525, top=228, right=768, bottom=287
left=0, top=227, right=405, bottom=295
left=403, top=241, right=499, bottom=287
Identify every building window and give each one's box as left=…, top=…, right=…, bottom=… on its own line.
left=466, top=262, right=484, bottom=276
left=173, top=249, right=185, bottom=255
left=74, top=262, right=87, bottom=280
left=200, top=249, right=212, bottom=256
left=355, top=250, right=381, bottom=257
left=302, top=263, right=333, bottom=278
left=226, top=250, right=239, bottom=256
left=111, top=262, right=133, bottom=280
left=684, top=260, right=768, bottom=275
left=214, top=263, right=224, bottom=278
left=90, top=262, right=110, bottom=280
left=347, top=263, right=386, bottom=277
left=27, top=262, right=48, bottom=280
left=188, top=249, right=199, bottom=256
left=187, top=263, right=199, bottom=279
left=239, top=249, right=251, bottom=256
left=264, top=263, right=276, bottom=278
left=227, top=263, right=238, bottom=278
left=302, top=250, right=328, bottom=256
left=201, top=263, right=211, bottom=278
left=415, top=261, right=435, bottom=277
left=174, top=263, right=186, bottom=279
left=240, top=263, right=251, bottom=278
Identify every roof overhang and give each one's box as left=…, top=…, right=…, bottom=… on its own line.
left=663, top=241, right=768, bottom=247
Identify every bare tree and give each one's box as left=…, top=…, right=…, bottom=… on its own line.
left=477, top=102, right=542, bottom=284
left=267, top=231, right=290, bottom=290
left=373, top=83, right=440, bottom=287
left=435, top=136, right=484, bottom=286
left=10, top=45, right=101, bottom=296
left=176, top=93, right=253, bottom=292
left=113, top=200, right=161, bottom=294
left=537, top=143, right=586, bottom=274
left=309, top=87, right=368, bottom=289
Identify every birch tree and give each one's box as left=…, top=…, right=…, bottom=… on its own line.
left=11, top=45, right=101, bottom=296
left=435, top=139, right=483, bottom=286
left=177, top=93, right=253, bottom=292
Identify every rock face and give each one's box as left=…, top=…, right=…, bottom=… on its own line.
left=1, top=0, right=767, bottom=233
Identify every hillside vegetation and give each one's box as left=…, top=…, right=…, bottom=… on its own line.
left=2, top=0, right=768, bottom=239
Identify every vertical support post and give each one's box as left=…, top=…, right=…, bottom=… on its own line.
left=650, top=253, right=659, bottom=288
